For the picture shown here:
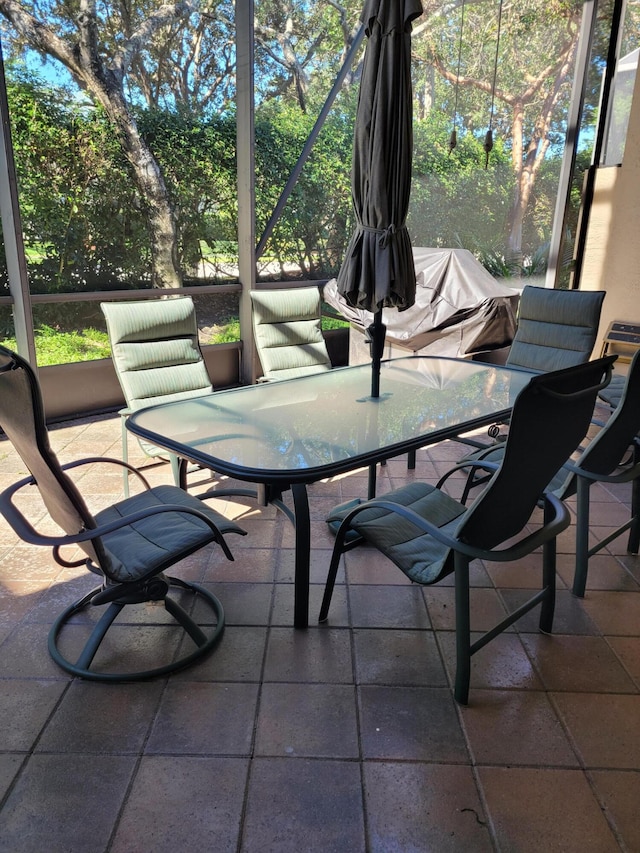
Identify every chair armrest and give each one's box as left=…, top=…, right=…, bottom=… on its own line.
left=435, top=459, right=500, bottom=491
left=561, top=458, right=640, bottom=486
left=0, top=481, right=234, bottom=559
left=60, top=456, right=150, bottom=489
left=337, top=492, right=569, bottom=564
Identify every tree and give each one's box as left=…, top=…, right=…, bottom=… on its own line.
left=0, top=0, right=196, bottom=287
left=413, top=0, right=583, bottom=265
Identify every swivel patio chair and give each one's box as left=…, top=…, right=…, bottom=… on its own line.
left=320, top=356, right=615, bottom=705
left=250, top=287, right=332, bottom=381
left=0, top=345, right=246, bottom=681
left=101, top=297, right=213, bottom=496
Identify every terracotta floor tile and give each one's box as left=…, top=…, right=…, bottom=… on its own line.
left=353, top=628, right=447, bottom=686
left=424, top=586, right=510, bottom=632
left=581, top=590, right=640, bottom=635
left=553, top=693, right=640, bottom=769
left=590, top=769, right=640, bottom=852
left=478, top=767, right=620, bottom=852
left=348, top=583, right=431, bottom=629
left=145, top=682, right=259, bottom=755
left=0, top=678, right=67, bottom=751
left=460, top=689, right=579, bottom=766
left=241, top=758, right=365, bottom=853
left=501, top=588, right=600, bottom=635
left=111, top=756, right=248, bottom=853
left=172, top=625, right=267, bottom=682
left=607, top=636, right=640, bottom=685
left=255, top=682, right=358, bottom=758
left=522, top=633, right=638, bottom=693
left=36, top=680, right=164, bottom=754
left=358, top=685, right=468, bottom=761
left=556, top=552, right=639, bottom=593
left=364, top=762, right=493, bottom=852
left=438, top=631, right=544, bottom=694
left=263, top=626, right=352, bottom=683
left=0, top=754, right=136, bottom=853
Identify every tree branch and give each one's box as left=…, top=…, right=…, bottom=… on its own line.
left=114, top=0, right=194, bottom=78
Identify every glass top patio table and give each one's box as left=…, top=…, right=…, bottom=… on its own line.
left=127, top=356, right=534, bottom=627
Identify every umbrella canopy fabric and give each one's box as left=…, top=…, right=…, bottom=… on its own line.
left=337, top=0, right=423, bottom=314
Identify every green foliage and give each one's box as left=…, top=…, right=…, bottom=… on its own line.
left=211, top=318, right=240, bottom=342
left=3, top=57, right=567, bottom=292
left=1, top=325, right=111, bottom=365
left=408, top=112, right=514, bottom=250
left=254, top=99, right=354, bottom=278
left=6, top=68, right=151, bottom=292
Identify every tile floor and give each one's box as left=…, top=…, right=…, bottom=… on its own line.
left=0, top=405, right=639, bottom=852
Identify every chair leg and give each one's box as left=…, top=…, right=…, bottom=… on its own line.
left=368, top=465, right=376, bottom=499
left=628, top=474, right=640, bottom=555
left=572, top=477, right=590, bottom=598
left=407, top=449, right=416, bottom=470
left=319, top=522, right=351, bottom=622
left=48, top=578, right=225, bottom=682
left=453, top=553, right=471, bottom=705
left=121, top=414, right=130, bottom=498
left=169, top=453, right=185, bottom=489
left=540, top=500, right=557, bottom=632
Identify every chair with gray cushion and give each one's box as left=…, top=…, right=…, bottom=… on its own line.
left=462, top=349, right=640, bottom=597
left=250, top=286, right=385, bottom=494
left=101, top=297, right=213, bottom=495
left=250, top=287, right=332, bottom=381
left=506, top=285, right=606, bottom=372
left=0, top=345, right=246, bottom=681
left=461, top=285, right=606, bottom=447
left=320, top=356, right=615, bottom=704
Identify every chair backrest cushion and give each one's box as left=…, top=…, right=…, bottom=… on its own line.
left=506, top=286, right=605, bottom=372
left=0, top=346, right=107, bottom=568
left=101, top=297, right=212, bottom=409
left=459, top=355, right=616, bottom=550
left=250, top=287, right=332, bottom=381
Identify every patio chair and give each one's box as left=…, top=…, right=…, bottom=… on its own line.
left=505, top=285, right=606, bottom=371
left=320, top=355, right=615, bottom=704
left=460, top=284, right=606, bottom=449
left=250, top=286, right=388, bottom=494
left=464, top=349, right=640, bottom=597
left=598, top=373, right=625, bottom=409
left=250, top=287, right=332, bottom=381
left=101, top=297, right=213, bottom=496
left=0, top=344, right=246, bottom=681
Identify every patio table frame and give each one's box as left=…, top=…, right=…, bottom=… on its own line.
left=127, top=356, right=533, bottom=628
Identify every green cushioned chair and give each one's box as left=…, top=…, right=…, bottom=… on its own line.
left=461, top=348, right=640, bottom=597
left=506, top=285, right=606, bottom=372
left=101, top=297, right=213, bottom=496
left=461, top=285, right=606, bottom=449
left=0, top=345, right=246, bottom=681
left=321, top=356, right=615, bottom=705
left=250, top=287, right=332, bottom=381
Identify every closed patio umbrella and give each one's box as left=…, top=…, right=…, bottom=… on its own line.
left=337, top=0, right=423, bottom=397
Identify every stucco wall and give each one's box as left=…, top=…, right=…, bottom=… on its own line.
left=581, top=65, right=640, bottom=355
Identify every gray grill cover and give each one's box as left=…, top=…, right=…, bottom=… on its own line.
left=324, top=247, right=520, bottom=361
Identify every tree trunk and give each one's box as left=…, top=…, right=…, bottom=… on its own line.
left=98, top=87, right=181, bottom=288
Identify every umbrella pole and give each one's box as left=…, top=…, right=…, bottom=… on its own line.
left=367, top=309, right=387, bottom=398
